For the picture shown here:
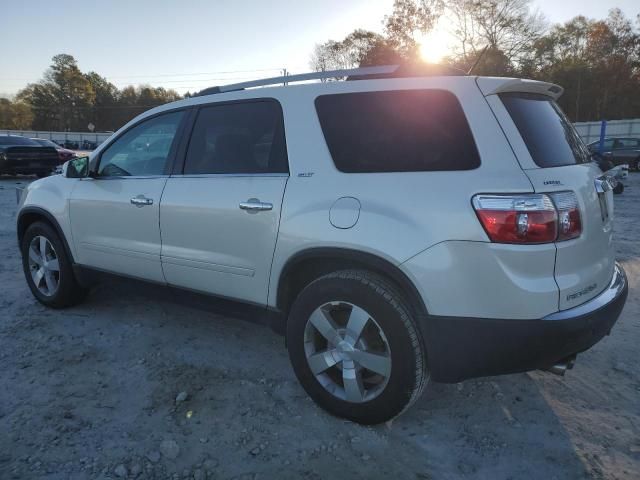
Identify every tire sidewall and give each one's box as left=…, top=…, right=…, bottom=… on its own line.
left=287, top=273, right=424, bottom=424
left=21, top=222, right=76, bottom=308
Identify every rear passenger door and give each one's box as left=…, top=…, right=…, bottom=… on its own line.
left=160, top=99, right=288, bottom=305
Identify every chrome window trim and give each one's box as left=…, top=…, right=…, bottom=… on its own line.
left=169, top=173, right=290, bottom=179
left=83, top=175, right=170, bottom=180
left=92, top=173, right=291, bottom=180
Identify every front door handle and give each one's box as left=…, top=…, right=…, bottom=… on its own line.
left=239, top=198, right=273, bottom=213
left=130, top=195, right=153, bottom=207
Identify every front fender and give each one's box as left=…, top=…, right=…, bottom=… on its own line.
left=17, top=176, right=79, bottom=261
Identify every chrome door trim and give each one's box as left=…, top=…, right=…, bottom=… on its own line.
left=170, top=173, right=289, bottom=179
left=84, top=175, right=170, bottom=180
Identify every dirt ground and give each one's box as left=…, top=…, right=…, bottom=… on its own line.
left=0, top=173, right=638, bottom=480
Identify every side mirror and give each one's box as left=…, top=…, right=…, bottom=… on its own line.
left=65, top=156, right=90, bottom=178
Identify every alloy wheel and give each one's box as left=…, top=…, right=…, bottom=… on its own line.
left=303, top=301, right=391, bottom=403
left=28, top=235, right=60, bottom=296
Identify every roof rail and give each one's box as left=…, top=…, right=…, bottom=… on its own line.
left=196, top=64, right=400, bottom=96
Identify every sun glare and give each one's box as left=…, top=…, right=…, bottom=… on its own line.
left=418, top=21, right=453, bottom=64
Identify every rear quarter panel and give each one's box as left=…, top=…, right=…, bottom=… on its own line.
left=267, top=78, right=540, bottom=311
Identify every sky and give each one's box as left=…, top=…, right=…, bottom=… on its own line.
left=0, top=0, right=637, bottom=97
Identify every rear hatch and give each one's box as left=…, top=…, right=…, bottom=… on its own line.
left=479, top=78, right=615, bottom=310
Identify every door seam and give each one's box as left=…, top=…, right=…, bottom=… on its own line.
left=158, top=176, right=170, bottom=282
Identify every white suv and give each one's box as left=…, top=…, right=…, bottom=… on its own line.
left=16, top=66, right=628, bottom=424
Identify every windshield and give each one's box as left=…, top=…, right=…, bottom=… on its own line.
left=500, top=93, right=590, bottom=168
left=0, top=136, right=39, bottom=146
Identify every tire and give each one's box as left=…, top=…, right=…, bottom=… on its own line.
left=21, top=221, right=87, bottom=308
left=613, top=182, right=624, bottom=194
left=286, top=269, right=428, bottom=424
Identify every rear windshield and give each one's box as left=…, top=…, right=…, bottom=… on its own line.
left=315, top=89, right=480, bottom=173
left=500, top=93, right=590, bottom=168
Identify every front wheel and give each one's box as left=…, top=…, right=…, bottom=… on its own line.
left=21, top=221, right=87, bottom=308
left=286, top=270, right=428, bottom=424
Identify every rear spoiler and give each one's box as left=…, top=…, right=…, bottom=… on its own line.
left=476, top=77, right=564, bottom=100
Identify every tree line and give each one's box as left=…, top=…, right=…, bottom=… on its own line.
left=1, top=1, right=639, bottom=132
left=0, top=54, right=182, bottom=132
left=311, top=0, right=640, bottom=122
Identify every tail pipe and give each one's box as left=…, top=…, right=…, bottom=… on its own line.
left=545, top=355, right=576, bottom=376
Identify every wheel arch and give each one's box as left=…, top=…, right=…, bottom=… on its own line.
left=275, top=247, right=428, bottom=321
left=17, top=207, right=75, bottom=264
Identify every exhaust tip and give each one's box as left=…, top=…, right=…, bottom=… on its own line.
left=547, top=363, right=567, bottom=376
left=544, top=355, right=577, bottom=376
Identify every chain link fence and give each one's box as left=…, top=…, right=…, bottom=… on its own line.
left=3, top=118, right=640, bottom=151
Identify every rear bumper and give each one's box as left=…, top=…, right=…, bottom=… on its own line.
left=424, top=263, right=628, bottom=383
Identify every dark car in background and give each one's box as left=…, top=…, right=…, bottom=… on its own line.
left=588, top=137, right=640, bottom=170
left=0, top=135, right=61, bottom=177
left=30, top=138, right=77, bottom=162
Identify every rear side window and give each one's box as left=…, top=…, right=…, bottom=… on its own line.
left=184, top=100, right=288, bottom=174
left=617, top=138, right=639, bottom=148
left=500, top=93, right=590, bottom=168
left=315, top=90, right=480, bottom=173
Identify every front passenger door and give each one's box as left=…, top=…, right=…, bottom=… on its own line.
left=70, top=109, right=187, bottom=282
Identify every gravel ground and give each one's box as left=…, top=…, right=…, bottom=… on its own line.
left=0, top=173, right=638, bottom=480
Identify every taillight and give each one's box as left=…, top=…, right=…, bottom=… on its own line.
left=472, top=192, right=581, bottom=244
left=549, top=191, right=582, bottom=241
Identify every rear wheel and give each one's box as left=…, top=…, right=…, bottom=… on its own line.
left=21, top=221, right=87, bottom=308
left=286, top=270, right=428, bottom=424
left=613, top=182, right=624, bottom=194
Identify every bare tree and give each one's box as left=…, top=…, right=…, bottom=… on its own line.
left=446, top=0, right=546, bottom=66
left=384, top=0, right=444, bottom=56
left=310, top=30, right=390, bottom=78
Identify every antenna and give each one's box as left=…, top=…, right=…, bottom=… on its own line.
left=467, top=46, right=489, bottom=75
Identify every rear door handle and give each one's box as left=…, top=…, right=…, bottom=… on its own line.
left=239, top=198, right=273, bottom=212
left=130, top=195, right=153, bottom=207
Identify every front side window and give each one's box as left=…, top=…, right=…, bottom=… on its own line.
left=184, top=100, right=288, bottom=174
left=315, top=89, right=480, bottom=173
left=98, top=110, right=184, bottom=177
